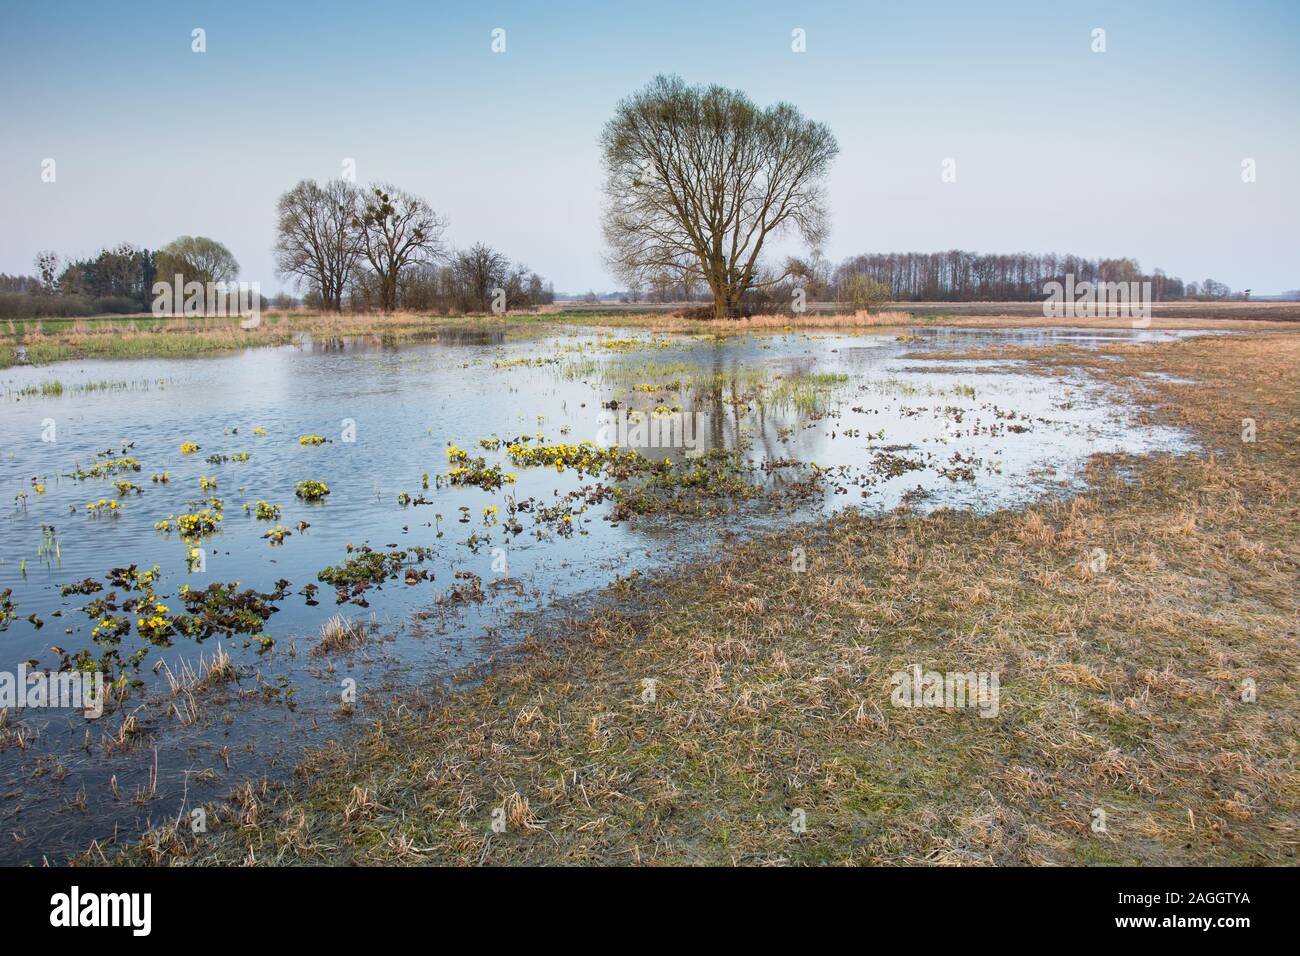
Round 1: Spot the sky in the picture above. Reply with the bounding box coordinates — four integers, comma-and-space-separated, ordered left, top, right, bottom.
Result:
1, 0, 1298, 295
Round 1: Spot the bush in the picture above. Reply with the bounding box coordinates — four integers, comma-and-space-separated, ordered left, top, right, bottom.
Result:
92, 295, 145, 314
837, 274, 892, 313
0, 293, 95, 319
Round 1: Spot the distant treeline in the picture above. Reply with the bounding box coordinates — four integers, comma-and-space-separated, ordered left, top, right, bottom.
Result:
0, 237, 262, 319
1, 180, 556, 319
1, 244, 162, 318
623, 250, 1247, 307
829, 251, 1238, 302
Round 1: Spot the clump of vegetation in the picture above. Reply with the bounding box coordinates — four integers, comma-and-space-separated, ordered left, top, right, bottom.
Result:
493, 356, 560, 369
262, 525, 291, 544
156, 509, 223, 539
295, 480, 330, 500
441, 446, 515, 491
317, 544, 434, 605
313, 615, 370, 656
0, 589, 15, 631
610, 449, 759, 521
872, 451, 927, 479
175, 580, 288, 638
506, 440, 639, 476
250, 500, 282, 521
60, 578, 103, 596
66, 457, 141, 480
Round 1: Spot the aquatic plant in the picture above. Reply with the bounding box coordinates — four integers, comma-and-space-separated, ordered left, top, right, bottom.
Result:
493, 356, 561, 369
158, 509, 223, 539
175, 579, 288, 638
60, 578, 103, 596
0, 589, 15, 631
107, 565, 161, 591
249, 500, 282, 521
317, 544, 434, 605
295, 479, 330, 500
134, 594, 174, 645
66, 457, 141, 480
442, 447, 515, 491
90, 614, 130, 644
262, 524, 291, 544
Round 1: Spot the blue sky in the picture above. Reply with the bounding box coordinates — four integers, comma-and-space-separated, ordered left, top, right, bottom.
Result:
2, 0, 1297, 294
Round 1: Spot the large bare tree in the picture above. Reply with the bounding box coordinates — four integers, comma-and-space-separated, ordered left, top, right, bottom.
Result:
601, 75, 838, 319
353, 184, 446, 312
273, 179, 361, 312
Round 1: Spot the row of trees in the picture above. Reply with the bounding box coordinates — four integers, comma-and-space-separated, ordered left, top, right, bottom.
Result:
0, 237, 246, 318
2, 182, 553, 318
274, 180, 553, 313
619, 247, 1238, 310
827, 251, 1235, 303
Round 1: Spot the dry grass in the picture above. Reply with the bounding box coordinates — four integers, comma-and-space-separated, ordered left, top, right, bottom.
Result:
314, 615, 369, 656
9, 303, 1295, 369
87, 331, 1300, 866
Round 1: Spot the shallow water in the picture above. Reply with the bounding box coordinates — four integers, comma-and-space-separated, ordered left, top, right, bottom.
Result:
0, 325, 1197, 862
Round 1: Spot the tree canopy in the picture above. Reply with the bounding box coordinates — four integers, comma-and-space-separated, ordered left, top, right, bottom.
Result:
601, 75, 838, 318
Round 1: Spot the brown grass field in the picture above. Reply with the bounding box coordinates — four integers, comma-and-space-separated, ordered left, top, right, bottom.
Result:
4, 301, 1299, 368
83, 327, 1300, 866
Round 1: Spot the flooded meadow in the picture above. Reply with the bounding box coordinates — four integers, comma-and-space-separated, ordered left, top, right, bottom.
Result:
0, 324, 1199, 862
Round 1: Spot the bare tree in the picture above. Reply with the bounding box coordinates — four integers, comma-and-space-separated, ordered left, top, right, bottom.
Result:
451, 243, 509, 312
601, 75, 838, 319
34, 251, 59, 294
352, 184, 446, 312
273, 179, 361, 312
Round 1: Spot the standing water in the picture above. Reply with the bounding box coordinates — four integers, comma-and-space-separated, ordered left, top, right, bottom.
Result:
0, 325, 1196, 862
